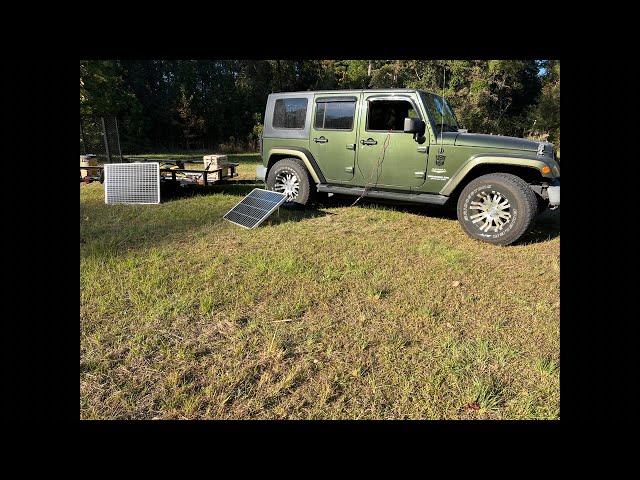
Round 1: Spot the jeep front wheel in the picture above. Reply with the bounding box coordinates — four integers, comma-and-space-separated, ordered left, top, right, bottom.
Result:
456, 173, 537, 246
266, 158, 314, 206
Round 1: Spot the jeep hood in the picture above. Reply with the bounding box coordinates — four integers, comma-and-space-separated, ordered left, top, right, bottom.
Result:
441, 132, 539, 152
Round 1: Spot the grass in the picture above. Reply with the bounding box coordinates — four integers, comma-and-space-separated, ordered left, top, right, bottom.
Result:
80, 153, 560, 419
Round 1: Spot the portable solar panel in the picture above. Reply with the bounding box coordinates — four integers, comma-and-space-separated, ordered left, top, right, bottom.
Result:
104, 162, 160, 205
223, 188, 287, 229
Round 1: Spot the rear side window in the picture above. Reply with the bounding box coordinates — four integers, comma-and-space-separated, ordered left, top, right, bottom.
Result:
273, 98, 308, 129
314, 101, 356, 130
367, 100, 418, 131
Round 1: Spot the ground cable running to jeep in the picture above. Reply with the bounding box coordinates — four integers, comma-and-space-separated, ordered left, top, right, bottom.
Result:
352, 130, 391, 206
258, 89, 559, 245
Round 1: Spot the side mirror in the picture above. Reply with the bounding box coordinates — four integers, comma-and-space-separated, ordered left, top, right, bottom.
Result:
403, 118, 426, 141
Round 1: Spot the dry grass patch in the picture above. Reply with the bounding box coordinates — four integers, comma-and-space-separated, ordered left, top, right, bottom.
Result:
81, 154, 559, 419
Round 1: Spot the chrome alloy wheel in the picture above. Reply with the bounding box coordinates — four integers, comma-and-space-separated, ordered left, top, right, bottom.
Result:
469, 190, 512, 233
274, 170, 300, 201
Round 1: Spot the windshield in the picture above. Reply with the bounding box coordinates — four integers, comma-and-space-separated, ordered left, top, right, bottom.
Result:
419, 91, 459, 134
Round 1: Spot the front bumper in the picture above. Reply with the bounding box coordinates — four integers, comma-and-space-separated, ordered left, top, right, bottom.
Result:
548, 180, 560, 206
256, 165, 267, 182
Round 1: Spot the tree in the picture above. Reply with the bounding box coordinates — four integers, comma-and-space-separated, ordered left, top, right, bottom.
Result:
529, 60, 560, 149
80, 60, 136, 116
79, 59, 559, 154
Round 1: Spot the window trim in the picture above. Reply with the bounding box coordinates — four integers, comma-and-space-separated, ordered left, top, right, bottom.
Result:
313, 99, 357, 132
364, 97, 422, 133
272, 97, 309, 130
315, 95, 358, 103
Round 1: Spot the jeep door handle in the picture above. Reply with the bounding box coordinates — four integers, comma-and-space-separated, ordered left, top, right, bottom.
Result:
313, 136, 328, 144
346, 143, 356, 150
360, 138, 377, 146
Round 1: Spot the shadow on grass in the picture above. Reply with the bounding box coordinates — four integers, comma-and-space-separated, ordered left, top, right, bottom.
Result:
522, 208, 561, 244
317, 194, 458, 220
316, 194, 560, 245
262, 206, 337, 227
81, 182, 559, 261
80, 181, 336, 260
160, 180, 263, 201
161, 181, 337, 226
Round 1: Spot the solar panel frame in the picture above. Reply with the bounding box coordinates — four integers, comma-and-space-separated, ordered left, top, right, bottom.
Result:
104, 162, 160, 205
223, 188, 287, 229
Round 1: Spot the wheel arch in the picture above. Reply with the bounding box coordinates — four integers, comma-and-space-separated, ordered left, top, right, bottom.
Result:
266, 148, 324, 184
441, 155, 552, 200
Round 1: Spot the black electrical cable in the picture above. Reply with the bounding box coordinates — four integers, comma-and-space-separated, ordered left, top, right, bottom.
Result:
351, 130, 392, 207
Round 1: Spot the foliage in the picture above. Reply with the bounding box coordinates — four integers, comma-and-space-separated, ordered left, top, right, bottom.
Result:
79, 60, 560, 153
528, 60, 560, 149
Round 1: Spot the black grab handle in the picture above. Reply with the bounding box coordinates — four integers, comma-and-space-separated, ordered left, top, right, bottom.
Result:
313, 136, 328, 144
360, 138, 378, 146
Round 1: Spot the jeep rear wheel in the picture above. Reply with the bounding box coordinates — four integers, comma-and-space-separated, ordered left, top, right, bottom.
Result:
266, 158, 314, 206
457, 173, 538, 246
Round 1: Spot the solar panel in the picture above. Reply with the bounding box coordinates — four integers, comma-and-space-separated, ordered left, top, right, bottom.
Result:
223, 188, 287, 229
104, 162, 160, 205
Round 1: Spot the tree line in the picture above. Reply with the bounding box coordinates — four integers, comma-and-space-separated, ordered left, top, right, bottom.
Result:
80, 60, 560, 154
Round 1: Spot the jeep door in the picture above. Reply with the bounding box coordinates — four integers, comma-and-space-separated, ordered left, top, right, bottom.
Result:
309, 94, 360, 183
354, 94, 429, 189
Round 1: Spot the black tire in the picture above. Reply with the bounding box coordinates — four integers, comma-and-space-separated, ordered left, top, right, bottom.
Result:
456, 173, 538, 246
266, 158, 315, 207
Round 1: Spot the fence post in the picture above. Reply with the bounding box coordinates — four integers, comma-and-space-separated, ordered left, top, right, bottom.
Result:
101, 116, 111, 163
80, 118, 87, 155
114, 116, 123, 161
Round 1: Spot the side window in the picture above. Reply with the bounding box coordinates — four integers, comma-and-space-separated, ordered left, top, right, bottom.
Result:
314, 101, 356, 130
367, 100, 419, 131
273, 98, 308, 129
314, 102, 326, 128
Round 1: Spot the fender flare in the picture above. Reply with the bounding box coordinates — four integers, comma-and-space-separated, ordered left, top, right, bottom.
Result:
266, 148, 326, 184
439, 154, 557, 196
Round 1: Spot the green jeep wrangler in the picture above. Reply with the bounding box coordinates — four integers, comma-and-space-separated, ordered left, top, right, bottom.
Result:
257, 89, 559, 245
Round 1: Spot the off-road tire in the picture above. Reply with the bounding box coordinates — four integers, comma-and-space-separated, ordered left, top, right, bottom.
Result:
457, 173, 538, 246
266, 158, 315, 207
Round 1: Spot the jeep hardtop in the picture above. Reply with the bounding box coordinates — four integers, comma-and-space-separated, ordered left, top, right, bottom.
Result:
257, 89, 560, 245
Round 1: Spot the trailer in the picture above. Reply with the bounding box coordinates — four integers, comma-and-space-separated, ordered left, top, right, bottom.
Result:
80, 156, 239, 186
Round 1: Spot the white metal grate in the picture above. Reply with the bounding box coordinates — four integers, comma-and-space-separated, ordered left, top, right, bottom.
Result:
223, 188, 287, 229
104, 162, 160, 204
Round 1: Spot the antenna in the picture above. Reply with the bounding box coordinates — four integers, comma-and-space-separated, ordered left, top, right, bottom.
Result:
440, 65, 446, 147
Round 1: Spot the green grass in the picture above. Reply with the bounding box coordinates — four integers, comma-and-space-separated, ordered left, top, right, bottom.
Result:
80, 153, 560, 419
